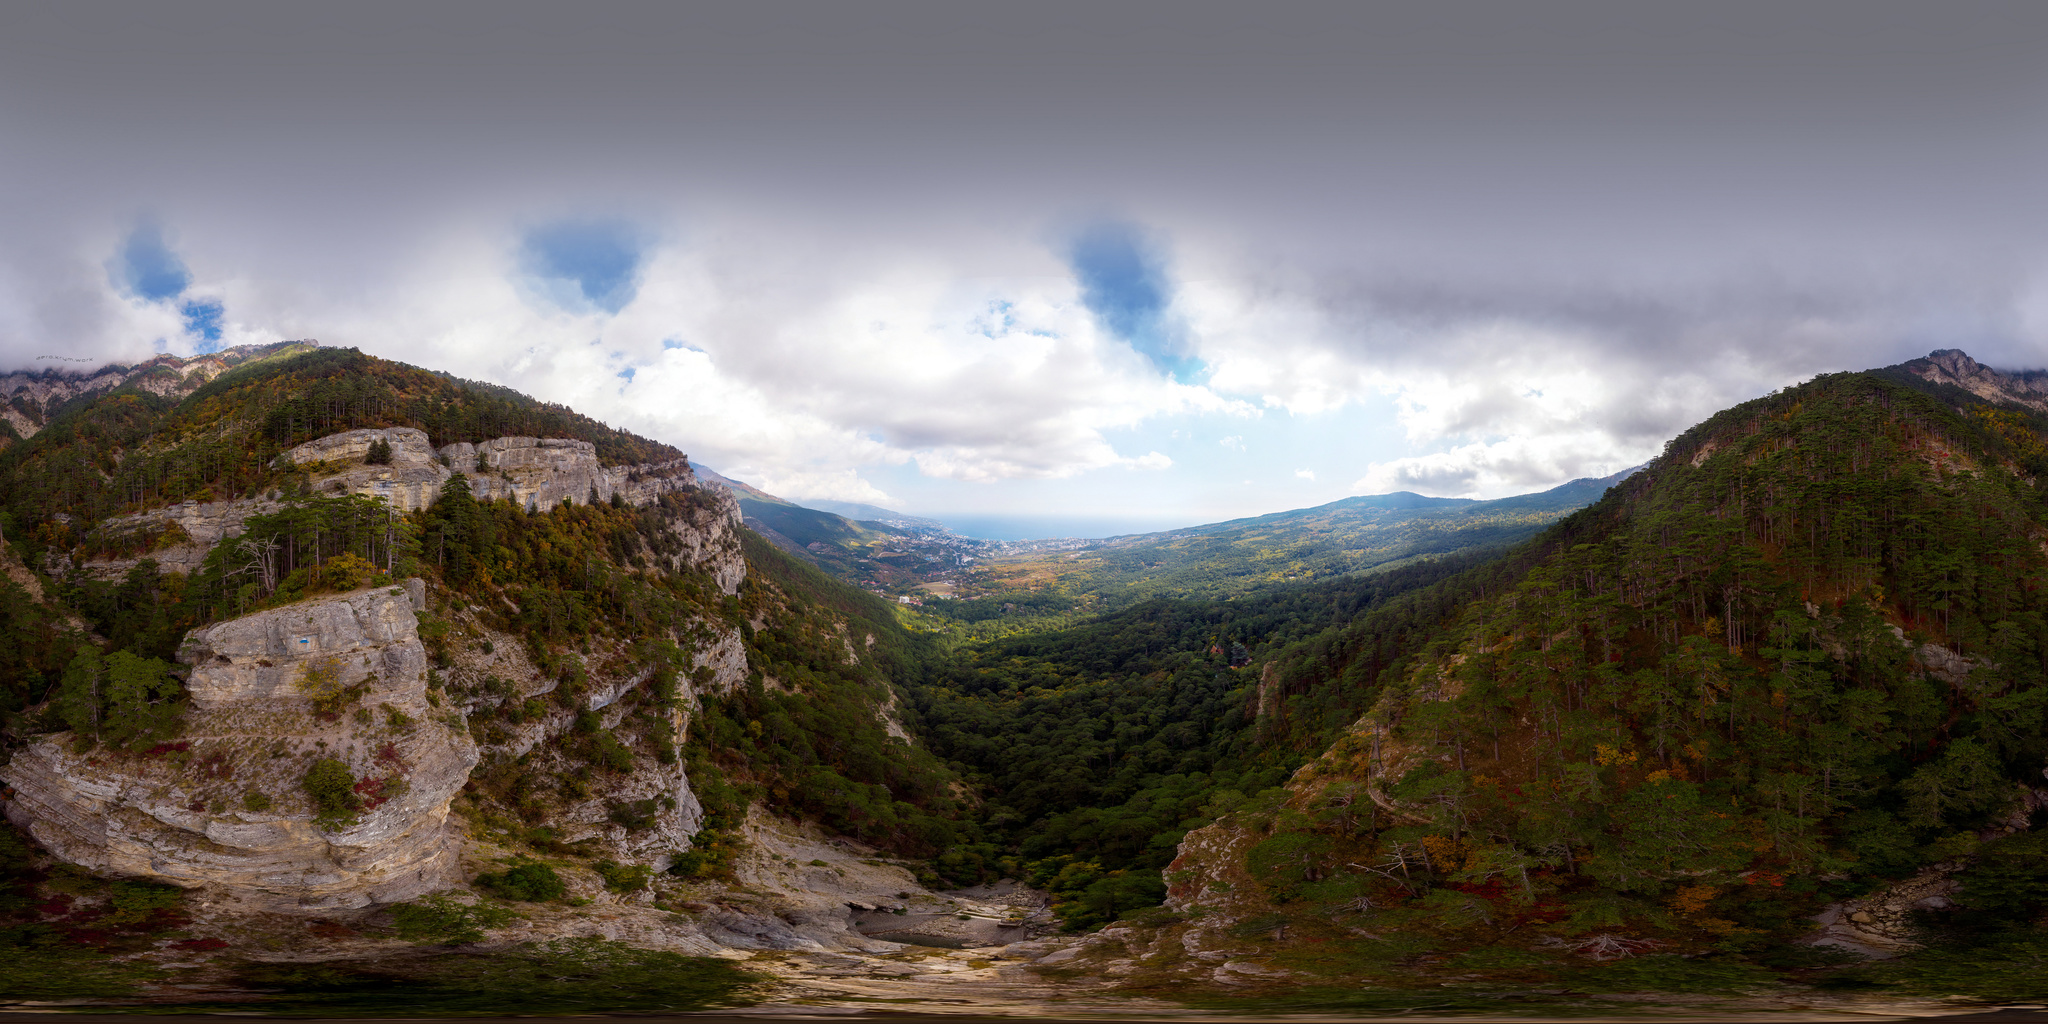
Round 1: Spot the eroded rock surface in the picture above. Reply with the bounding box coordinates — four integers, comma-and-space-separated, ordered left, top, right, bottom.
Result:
76, 426, 745, 595
0, 584, 478, 912
285, 427, 703, 520
1911, 348, 2048, 413
78, 497, 280, 578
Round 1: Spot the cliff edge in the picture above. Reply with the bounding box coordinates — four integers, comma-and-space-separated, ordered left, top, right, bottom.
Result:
0, 584, 479, 912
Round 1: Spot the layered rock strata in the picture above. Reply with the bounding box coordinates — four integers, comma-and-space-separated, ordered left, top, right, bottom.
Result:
78, 496, 280, 578
78, 426, 747, 596
0, 585, 479, 911
444, 614, 750, 870
283, 426, 699, 516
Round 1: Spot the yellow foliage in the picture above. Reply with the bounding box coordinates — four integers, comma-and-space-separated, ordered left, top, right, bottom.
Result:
300, 656, 366, 715
1669, 884, 1720, 916
315, 551, 379, 592
1595, 743, 1639, 767
1419, 834, 1470, 872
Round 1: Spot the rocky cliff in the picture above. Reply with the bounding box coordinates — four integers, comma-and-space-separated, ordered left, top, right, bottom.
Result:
73, 426, 747, 593
1906, 348, 2048, 412
283, 427, 699, 515
0, 584, 479, 911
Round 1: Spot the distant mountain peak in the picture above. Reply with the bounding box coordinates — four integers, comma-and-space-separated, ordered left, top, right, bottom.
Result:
1904, 348, 2048, 412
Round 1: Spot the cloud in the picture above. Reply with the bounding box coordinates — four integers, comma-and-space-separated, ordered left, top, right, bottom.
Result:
1295, 468, 1314, 480
8, 3, 2048, 517
1218, 435, 1244, 451
169, 217, 1252, 505
1176, 261, 2022, 497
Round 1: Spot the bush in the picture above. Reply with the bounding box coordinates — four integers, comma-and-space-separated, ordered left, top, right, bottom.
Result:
106, 879, 186, 925
302, 657, 368, 717
303, 757, 362, 826
476, 861, 566, 902
667, 828, 738, 880
389, 893, 516, 944
1960, 831, 2048, 920
53, 646, 186, 751
242, 790, 273, 812
589, 730, 634, 773
594, 861, 652, 893
608, 799, 658, 829
316, 552, 379, 593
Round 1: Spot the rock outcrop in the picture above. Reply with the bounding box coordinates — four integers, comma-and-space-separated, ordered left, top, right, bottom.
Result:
78, 496, 280, 578
284, 427, 700, 516
280, 427, 745, 593
74, 426, 745, 595
0, 584, 479, 912
442, 609, 750, 871
1909, 348, 2048, 413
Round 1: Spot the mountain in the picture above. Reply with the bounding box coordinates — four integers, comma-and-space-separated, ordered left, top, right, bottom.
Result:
943, 470, 1636, 628
1004, 354, 2048, 1007
692, 465, 981, 596
1887, 347, 2048, 413
0, 344, 1035, 1009
6, 343, 2048, 1012
798, 498, 949, 532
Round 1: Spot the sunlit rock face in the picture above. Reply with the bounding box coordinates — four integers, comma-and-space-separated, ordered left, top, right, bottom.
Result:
0, 584, 479, 912
79, 427, 742, 593
284, 427, 702, 516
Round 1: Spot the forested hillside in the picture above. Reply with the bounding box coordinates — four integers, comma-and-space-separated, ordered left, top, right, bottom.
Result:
920, 472, 1625, 636
906, 552, 1497, 928
0, 345, 988, 1008
1124, 366, 2048, 1004
10, 343, 2048, 1009
0, 344, 678, 537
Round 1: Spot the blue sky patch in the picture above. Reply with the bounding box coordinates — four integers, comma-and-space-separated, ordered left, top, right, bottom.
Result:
520, 220, 644, 314
1067, 221, 1200, 379
180, 298, 224, 350
114, 221, 192, 301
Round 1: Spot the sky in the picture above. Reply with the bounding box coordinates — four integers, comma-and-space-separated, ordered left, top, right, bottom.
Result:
5, 2, 2048, 535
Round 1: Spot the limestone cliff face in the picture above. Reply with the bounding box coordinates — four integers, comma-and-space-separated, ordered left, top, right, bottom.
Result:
283, 427, 699, 516
76, 497, 280, 578
0, 585, 479, 912
653, 484, 748, 596
77, 426, 743, 594
281, 427, 744, 594
443, 608, 749, 871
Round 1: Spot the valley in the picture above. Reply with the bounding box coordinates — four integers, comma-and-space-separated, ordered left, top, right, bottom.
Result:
0, 342, 2045, 1015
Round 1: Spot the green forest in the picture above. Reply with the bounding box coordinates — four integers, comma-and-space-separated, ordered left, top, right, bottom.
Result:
6, 346, 2048, 1005
948, 472, 1620, 620
0, 343, 679, 539
1105, 370, 2048, 1000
